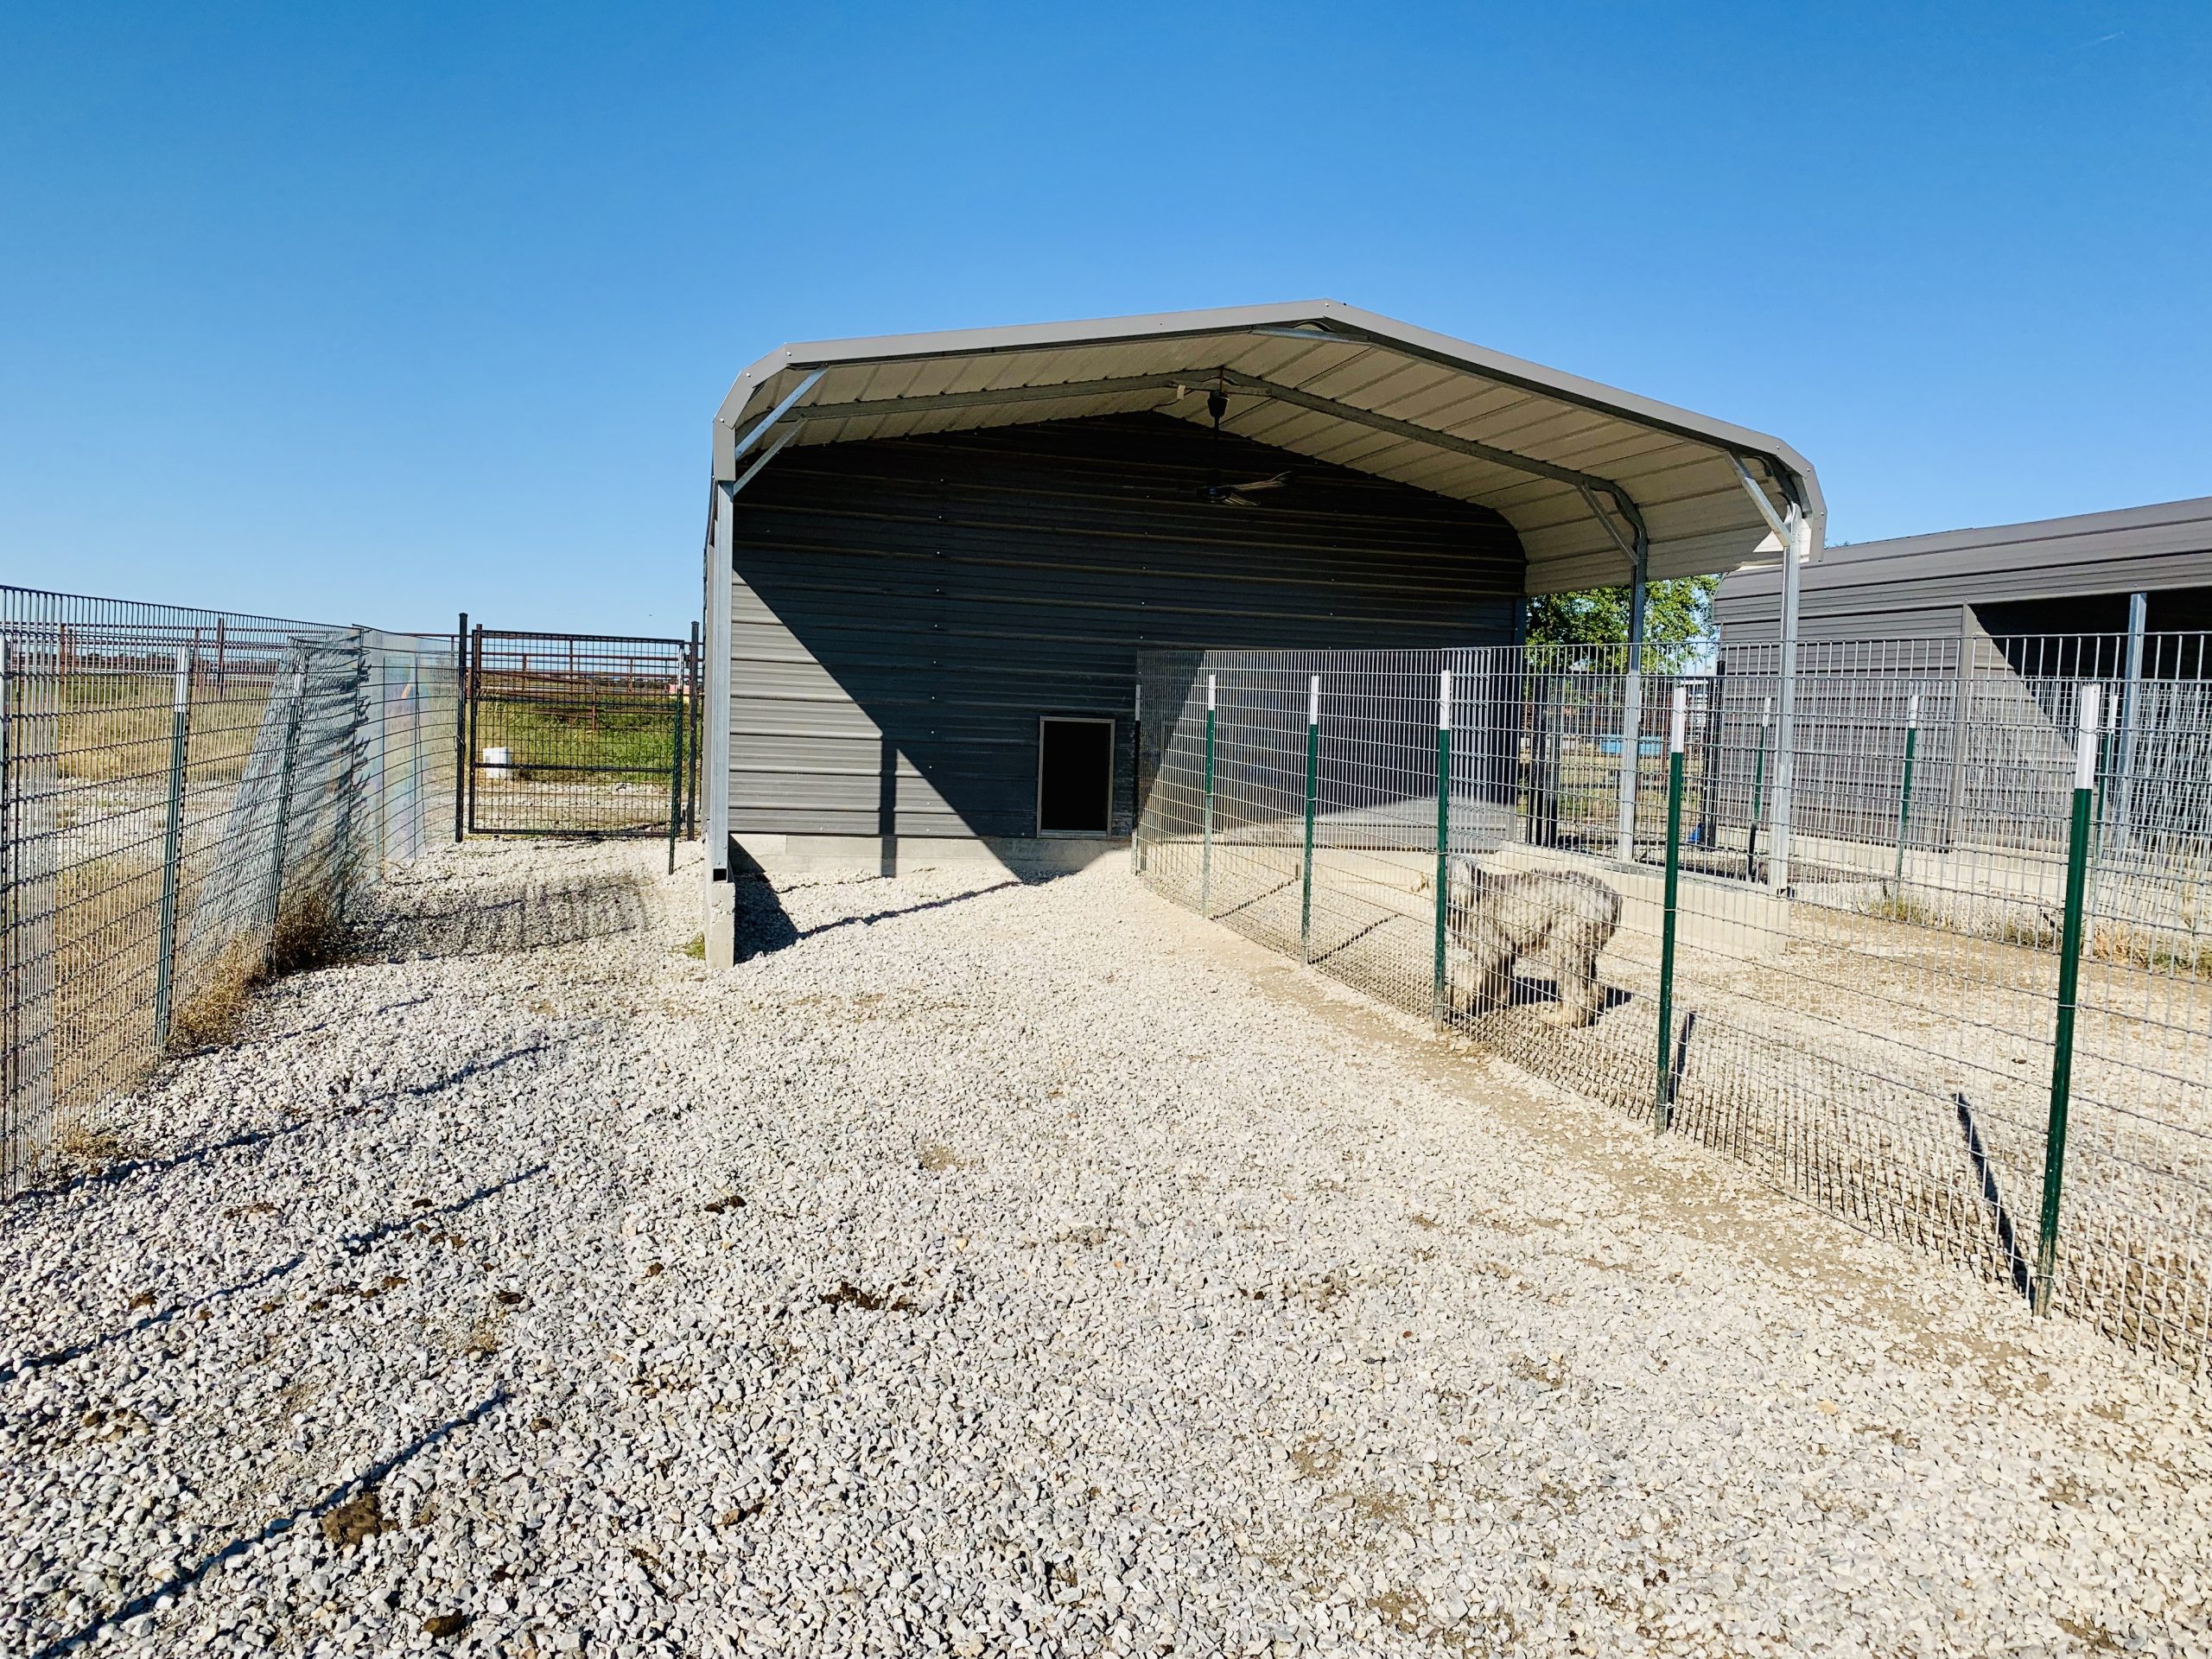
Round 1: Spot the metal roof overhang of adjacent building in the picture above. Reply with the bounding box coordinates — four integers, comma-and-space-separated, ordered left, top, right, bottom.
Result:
710, 301, 1824, 596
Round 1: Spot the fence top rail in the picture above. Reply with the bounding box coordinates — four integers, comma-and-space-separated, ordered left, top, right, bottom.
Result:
474, 628, 690, 649
1, 583, 333, 634
1140, 630, 2212, 674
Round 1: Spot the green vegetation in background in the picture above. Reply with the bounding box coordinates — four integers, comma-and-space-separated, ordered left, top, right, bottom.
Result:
477, 696, 681, 777
1525, 575, 1719, 673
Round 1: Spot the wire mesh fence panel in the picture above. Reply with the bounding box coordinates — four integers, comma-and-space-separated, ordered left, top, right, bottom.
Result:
0, 588, 457, 1196
1137, 637, 2212, 1373
463, 628, 694, 840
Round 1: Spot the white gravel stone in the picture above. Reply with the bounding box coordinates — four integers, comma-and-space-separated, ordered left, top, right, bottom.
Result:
1, 836, 2208, 1656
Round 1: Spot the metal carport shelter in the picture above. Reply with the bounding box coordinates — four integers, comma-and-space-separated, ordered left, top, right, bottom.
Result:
702, 302, 1824, 953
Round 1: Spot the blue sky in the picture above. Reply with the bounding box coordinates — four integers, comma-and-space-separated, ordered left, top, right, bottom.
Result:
4, 3, 2207, 634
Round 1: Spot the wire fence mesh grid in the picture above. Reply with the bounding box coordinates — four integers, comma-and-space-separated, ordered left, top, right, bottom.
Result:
1135, 638, 2212, 1372
1, 587, 459, 1196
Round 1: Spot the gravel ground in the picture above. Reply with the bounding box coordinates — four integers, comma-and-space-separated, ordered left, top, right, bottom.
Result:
3, 837, 2208, 1658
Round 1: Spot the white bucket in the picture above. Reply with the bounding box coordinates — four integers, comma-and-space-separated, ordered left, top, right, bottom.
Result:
483, 745, 512, 781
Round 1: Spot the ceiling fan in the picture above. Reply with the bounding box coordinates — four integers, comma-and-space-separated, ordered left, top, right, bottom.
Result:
1195, 384, 1294, 507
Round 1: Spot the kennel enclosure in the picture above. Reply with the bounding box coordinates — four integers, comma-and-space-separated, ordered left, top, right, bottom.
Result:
696, 302, 1826, 964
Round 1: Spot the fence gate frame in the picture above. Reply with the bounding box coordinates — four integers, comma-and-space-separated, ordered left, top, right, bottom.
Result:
456, 621, 701, 863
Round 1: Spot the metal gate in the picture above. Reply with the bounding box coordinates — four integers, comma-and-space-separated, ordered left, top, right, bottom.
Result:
458, 621, 699, 861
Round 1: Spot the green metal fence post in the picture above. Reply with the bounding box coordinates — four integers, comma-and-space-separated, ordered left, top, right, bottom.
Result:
1893, 691, 1920, 893
264, 664, 308, 969
1745, 695, 1770, 880
2090, 683, 2118, 893
665, 645, 687, 875
1300, 674, 1320, 963
1432, 667, 1452, 1026
454, 612, 467, 843
2033, 683, 2101, 1317
153, 647, 193, 1049
1200, 673, 1216, 916
1656, 684, 1687, 1131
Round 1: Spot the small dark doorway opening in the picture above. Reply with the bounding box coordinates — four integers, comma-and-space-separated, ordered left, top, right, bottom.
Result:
1037, 717, 1115, 836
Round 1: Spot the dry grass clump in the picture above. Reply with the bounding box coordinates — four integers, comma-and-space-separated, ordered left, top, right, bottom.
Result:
166, 936, 265, 1050
168, 887, 353, 1051
1859, 890, 1936, 927
268, 887, 349, 977
2089, 920, 2212, 980
52, 1116, 143, 1174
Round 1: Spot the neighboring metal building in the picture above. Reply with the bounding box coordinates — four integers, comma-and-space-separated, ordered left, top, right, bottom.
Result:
1716, 495, 2212, 645
701, 302, 1825, 961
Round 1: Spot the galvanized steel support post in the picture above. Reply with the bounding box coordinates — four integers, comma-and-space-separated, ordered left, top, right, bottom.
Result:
2033, 684, 2100, 1318
1656, 686, 1686, 1131
1616, 551, 1647, 864
1200, 674, 1217, 916
1432, 669, 1452, 1026
153, 647, 193, 1049
1769, 501, 1808, 893
707, 486, 735, 880
1300, 675, 1319, 963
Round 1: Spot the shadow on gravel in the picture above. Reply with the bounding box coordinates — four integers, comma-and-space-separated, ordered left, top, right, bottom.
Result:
3, 1122, 315, 1211
734, 875, 1025, 960
29, 1389, 510, 1658
244, 994, 436, 1047
394, 872, 651, 959
0, 1255, 305, 1387
1, 1163, 547, 1385
3, 1044, 551, 1215
337, 1161, 548, 1255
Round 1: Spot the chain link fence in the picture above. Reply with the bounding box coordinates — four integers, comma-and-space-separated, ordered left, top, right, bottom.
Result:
1135, 638, 2212, 1371
1, 587, 458, 1196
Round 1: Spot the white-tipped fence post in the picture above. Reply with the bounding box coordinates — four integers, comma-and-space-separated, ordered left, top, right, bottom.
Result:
1893, 691, 1920, 893
153, 646, 193, 1048
1200, 673, 1217, 915
1616, 658, 1643, 864
1656, 684, 1688, 1130
1130, 679, 1144, 874
1432, 668, 1452, 1025
1300, 674, 1319, 962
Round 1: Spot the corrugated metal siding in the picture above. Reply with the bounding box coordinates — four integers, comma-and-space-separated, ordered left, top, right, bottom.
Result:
728, 412, 1521, 839
1716, 496, 2212, 637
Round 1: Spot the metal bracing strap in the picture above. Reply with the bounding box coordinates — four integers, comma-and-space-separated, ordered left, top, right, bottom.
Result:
1727, 454, 1792, 544
727, 369, 825, 468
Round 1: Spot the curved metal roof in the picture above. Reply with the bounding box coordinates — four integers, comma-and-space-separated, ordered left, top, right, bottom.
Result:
712, 301, 1821, 595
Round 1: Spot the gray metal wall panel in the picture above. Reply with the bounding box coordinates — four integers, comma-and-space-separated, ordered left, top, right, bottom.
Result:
1717, 496, 2212, 636
728, 412, 1520, 840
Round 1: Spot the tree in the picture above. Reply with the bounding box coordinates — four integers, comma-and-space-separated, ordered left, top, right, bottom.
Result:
1523, 575, 1717, 673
